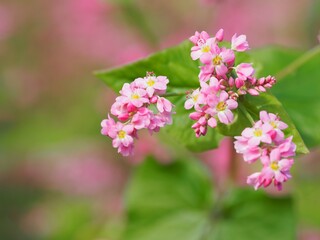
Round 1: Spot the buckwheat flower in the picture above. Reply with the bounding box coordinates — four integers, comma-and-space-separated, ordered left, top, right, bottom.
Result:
213, 91, 238, 124
235, 63, 254, 80
199, 64, 215, 82
157, 97, 173, 113
234, 136, 263, 163
278, 136, 296, 158
191, 38, 216, 60
257, 148, 294, 190
110, 100, 131, 121
200, 45, 235, 77
231, 33, 249, 52
135, 75, 169, 97
119, 83, 149, 108
158, 110, 173, 126
241, 121, 273, 146
131, 107, 152, 130
259, 110, 288, 140
118, 144, 134, 157
189, 30, 214, 61
101, 115, 117, 137
184, 89, 202, 109
189, 31, 210, 46
112, 123, 135, 149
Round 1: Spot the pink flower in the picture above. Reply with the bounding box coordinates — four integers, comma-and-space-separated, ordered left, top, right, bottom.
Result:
191, 38, 216, 60
112, 123, 134, 148
212, 91, 238, 124
184, 89, 202, 109
101, 115, 117, 137
248, 149, 294, 190
199, 64, 215, 82
241, 121, 273, 146
135, 75, 169, 97
119, 83, 149, 108
278, 136, 296, 158
234, 136, 263, 163
131, 107, 152, 130
110, 100, 130, 121
235, 63, 254, 80
189, 31, 210, 46
200, 44, 235, 77
259, 110, 287, 141
231, 34, 249, 52
118, 144, 134, 157
157, 97, 173, 113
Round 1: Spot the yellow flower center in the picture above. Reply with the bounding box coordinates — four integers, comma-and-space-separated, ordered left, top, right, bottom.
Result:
131, 93, 140, 100
213, 55, 222, 65
216, 101, 227, 111
270, 162, 279, 171
270, 121, 277, 129
192, 94, 199, 102
117, 130, 126, 139
202, 45, 210, 53
147, 78, 155, 87
253, 129, 263, 137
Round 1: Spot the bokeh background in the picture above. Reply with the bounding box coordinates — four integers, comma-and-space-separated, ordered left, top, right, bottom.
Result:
1, 0, 320, 239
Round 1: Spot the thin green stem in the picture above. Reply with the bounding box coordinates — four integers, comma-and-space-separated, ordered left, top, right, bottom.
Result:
161, 92, 186, 97
276, 45, 320, 80
238, 102, 255, 126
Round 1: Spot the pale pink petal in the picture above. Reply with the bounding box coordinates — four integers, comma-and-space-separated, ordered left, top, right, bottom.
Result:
215, 64, 228, 76
226, 99, 238, 109
208, 118, 217, 128
218, 111, 229, 124
242, 128, 254, 138
184, 99, 194, 110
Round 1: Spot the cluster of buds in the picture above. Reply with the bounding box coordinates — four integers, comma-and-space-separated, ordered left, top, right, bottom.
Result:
234, 111, 296, 190
187, 29, 277, 136
101, 73, 174, 156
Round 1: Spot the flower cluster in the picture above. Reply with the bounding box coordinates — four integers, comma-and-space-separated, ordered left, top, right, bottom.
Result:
234, 111, 296, 191
101, 73, 174, 156
187, 29, 276, 137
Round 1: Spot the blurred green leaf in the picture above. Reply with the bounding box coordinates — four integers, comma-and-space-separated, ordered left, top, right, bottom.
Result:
250, 46, 320, 148
123, 157, 295, 240
95, 41, 198, 91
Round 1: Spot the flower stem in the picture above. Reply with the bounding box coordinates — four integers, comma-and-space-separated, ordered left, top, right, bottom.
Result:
238, 102, 255, 126
276, 45, 320, 80
161, 92, 186, 97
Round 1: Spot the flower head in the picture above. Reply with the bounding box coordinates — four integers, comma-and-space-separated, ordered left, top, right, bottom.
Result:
101, 73, 174, 156
234, 110, 296, 191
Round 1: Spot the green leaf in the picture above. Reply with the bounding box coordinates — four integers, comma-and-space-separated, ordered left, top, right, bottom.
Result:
250, 46, 320, 149
95, 41, 198, 92
123, 157, 295, 240
95, 41, 223, 152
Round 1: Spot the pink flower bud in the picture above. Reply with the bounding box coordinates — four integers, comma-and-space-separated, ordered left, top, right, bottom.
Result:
231, 34, 249, 52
